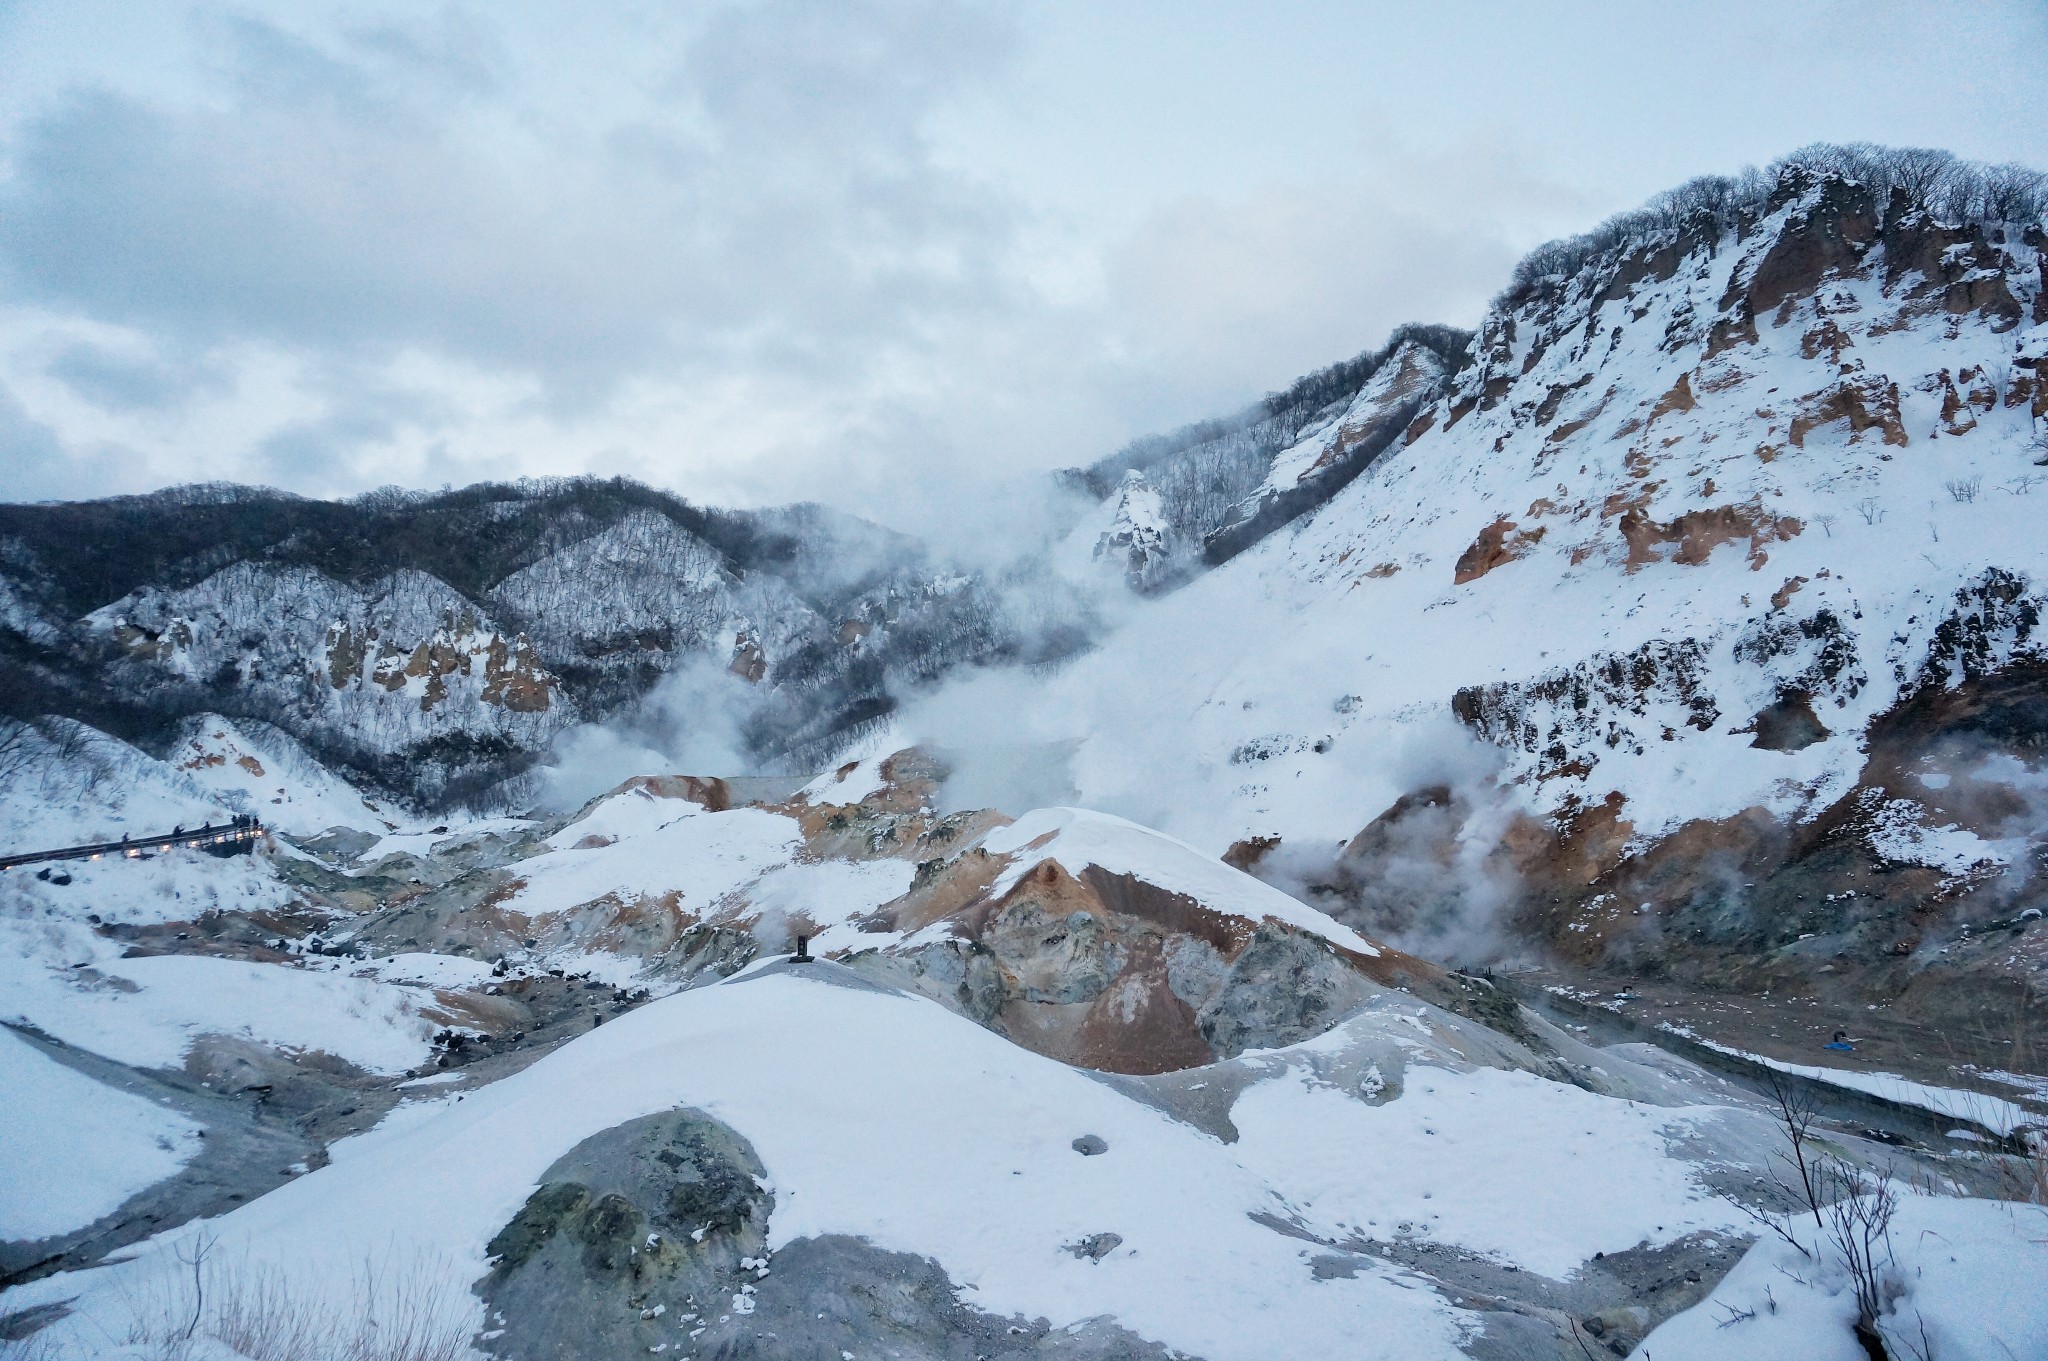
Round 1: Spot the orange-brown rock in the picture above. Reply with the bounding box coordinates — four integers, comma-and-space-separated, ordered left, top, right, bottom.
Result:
1221, 834, 1281, 872
1647, 373, 1696, 423
1787, 375, 1908, 448
1453, 517, 1547, 584
1618, 499, 1801, 572
482, 634, 555, 712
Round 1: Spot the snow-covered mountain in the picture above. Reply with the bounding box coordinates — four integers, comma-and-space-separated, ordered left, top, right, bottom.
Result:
1078, 325, 1469, 590
6, 145, 2048, 1361
1000, 152, 2048, 1052
0, 480, 1090, 805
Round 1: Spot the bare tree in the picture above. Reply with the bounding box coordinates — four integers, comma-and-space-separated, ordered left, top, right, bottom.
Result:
1943, 475, 1982, 504
1814, 513, 1838, 538
1882, 147, 1960, 209
1855, 497, 1886, 526
0, 720, 35, 789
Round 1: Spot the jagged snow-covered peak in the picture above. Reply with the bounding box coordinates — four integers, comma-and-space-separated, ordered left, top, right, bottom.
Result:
1092, 469, 1175, 590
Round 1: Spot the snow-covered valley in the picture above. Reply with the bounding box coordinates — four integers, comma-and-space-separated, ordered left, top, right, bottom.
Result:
5, 147, 2048, 1360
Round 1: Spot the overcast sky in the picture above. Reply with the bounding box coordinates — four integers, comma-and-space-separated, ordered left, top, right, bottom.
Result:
1, 0, 2043, 530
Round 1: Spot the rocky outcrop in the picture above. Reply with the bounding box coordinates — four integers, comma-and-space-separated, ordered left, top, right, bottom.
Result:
1453, 639, 1721, 783
478, 1108, 1188, 1361
1093, 470, 1181, 592
1452, 516, 1546, 584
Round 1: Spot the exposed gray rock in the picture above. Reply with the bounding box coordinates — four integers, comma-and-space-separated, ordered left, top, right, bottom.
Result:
477, 1108, 1190, 1361
1065, 1233, 1123, 1262
1070, 1135, 1107, 1156
983, 902, 1123, 1004
1195, 922, 1358, 1057
909, 938, 1009, 1025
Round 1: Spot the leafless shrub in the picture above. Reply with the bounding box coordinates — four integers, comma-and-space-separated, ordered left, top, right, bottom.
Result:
1748, 1074, 1922, 1357
1715, 1301, 1758, 1327
1749, 1072, 1828, 1241
2002, 474, 2046, 497
1814, 513, 1838, 538
1892, 1310, 1937, 1361
1855, 496, 1886, 526
1819, 1162, 1901, 1358
108, 1241, 472, 1361
1736, 1071, 1830, 1257
1943, 475, 1982, 504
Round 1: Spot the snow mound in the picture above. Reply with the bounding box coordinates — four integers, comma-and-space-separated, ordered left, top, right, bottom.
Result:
0, 969, 1765, 1361
1638, 1194, 2048, 1361
983, 806, 1379, 956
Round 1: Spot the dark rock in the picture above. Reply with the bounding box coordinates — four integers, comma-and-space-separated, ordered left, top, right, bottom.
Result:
1748, 690, 1831, 752
1070, 1135, 1107, 1156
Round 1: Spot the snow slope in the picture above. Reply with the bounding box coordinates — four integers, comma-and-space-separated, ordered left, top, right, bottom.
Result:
0, 721, 230, 852
1636, 1194, 2048, 1361
0, 1029, 202, 1241
4, 968, 1762, 1361
166, 715, 409, 836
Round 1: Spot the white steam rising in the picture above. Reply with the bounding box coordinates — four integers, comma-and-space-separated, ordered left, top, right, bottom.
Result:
535, 660, 759, 812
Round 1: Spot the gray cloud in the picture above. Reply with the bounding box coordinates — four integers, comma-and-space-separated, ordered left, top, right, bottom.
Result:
0, 1, 2040, 513
0, 1, 1025, 400
0, 380, 109, 501
46, 341, 228, 412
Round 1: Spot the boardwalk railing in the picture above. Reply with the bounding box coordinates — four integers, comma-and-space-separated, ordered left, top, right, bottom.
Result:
0, 818, 265, 872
